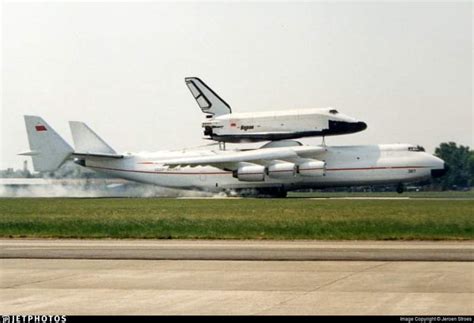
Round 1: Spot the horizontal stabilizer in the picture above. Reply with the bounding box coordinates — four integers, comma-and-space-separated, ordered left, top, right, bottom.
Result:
18, 150, 40, 156
72, 152, 124, 159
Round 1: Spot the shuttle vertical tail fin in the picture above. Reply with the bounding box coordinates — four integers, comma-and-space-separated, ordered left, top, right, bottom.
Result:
185, 77, 232, 117
21, 116, 74, 172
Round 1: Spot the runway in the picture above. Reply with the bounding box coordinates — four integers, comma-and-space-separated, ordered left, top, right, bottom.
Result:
1, 239, 472, 261
1, 240, 473, 315
2, 258, 473, 315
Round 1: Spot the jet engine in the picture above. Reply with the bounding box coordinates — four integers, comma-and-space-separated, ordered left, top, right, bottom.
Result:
266, 162, 296, 179
233, 165, 266, 182
297, 160, 326, 177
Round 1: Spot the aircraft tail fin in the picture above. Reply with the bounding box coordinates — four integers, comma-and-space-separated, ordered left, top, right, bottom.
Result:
69, 121, 117, 155
185, 77, 232, 117
21, 116, 74, 172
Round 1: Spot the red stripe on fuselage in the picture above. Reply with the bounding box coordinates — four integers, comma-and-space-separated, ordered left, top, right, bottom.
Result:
327, 166, 429, 171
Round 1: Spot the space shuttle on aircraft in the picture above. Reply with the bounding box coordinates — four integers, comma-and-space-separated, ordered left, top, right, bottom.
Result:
185, 77, 368, 143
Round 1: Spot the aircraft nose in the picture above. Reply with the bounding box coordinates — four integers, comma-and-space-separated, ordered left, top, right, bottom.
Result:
327, 120, 368, 135
431, 163, 449, 178
357, 121, 367, 131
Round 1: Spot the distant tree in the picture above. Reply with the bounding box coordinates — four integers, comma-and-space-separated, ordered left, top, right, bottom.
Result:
434, 142, 472, 190
470, 151, 474, 184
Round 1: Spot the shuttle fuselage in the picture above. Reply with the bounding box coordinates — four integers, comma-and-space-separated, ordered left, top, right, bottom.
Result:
202, 108, 367, 143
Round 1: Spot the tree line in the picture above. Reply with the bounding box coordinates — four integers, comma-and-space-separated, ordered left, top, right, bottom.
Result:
434, 142, 474, 190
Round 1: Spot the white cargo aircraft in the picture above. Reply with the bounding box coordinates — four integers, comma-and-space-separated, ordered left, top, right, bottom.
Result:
185, 77, 368, 144
21, 116, 446, 197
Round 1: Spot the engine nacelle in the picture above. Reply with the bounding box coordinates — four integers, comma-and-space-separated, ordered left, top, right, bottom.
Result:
266, 162, 296, 179
297, 160, 326, 177
233, 165, 266, 182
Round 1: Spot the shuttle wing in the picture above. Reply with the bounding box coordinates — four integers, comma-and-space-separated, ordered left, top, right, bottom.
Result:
161, 146, 325, 169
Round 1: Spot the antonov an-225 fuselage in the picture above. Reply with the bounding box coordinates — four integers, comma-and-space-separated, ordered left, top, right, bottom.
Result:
22, 116, 447, 197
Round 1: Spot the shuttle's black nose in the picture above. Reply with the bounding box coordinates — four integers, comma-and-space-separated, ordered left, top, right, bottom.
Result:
431, 164, 449, 178
327, 120, 368, 135
358, 121, 367, 131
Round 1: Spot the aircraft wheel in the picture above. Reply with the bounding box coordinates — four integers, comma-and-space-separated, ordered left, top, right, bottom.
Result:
264, 188, 287, 198
396, 183, 404, 194
270, 190, 287, 198
254, 188, 287, 198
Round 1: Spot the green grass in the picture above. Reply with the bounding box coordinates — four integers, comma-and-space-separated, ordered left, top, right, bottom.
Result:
288, 190, 474, 199
0, 198, 472, 240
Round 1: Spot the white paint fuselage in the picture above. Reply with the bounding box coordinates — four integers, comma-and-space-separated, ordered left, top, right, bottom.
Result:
82, 143, 444, 193
202, 108, 367, 143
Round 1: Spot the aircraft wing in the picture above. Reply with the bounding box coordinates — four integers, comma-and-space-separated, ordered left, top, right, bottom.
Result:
160, 146, 325, 169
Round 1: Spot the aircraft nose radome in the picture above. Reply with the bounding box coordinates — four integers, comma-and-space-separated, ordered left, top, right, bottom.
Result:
345, 121, 367, 133
358, 122, 368, 131
431, 163, 449, 178
327, 120, 368, 135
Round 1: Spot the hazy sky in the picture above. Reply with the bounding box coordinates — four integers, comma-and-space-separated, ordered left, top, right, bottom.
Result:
2, 1, 472, 170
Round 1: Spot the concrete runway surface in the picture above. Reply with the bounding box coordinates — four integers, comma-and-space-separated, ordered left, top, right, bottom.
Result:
1, 239, 473, 261
1, 239, 473, 315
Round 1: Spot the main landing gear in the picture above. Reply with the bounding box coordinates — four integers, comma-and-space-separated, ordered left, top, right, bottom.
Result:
233, 188, 288, 198
396, 183, 405, 194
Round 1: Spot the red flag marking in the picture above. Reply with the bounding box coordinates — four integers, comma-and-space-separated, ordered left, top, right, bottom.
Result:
35, 125, 47, 132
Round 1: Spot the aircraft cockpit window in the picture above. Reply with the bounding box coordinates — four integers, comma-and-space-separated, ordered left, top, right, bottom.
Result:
329, 109, 339, 114
408, 145, 425, 152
